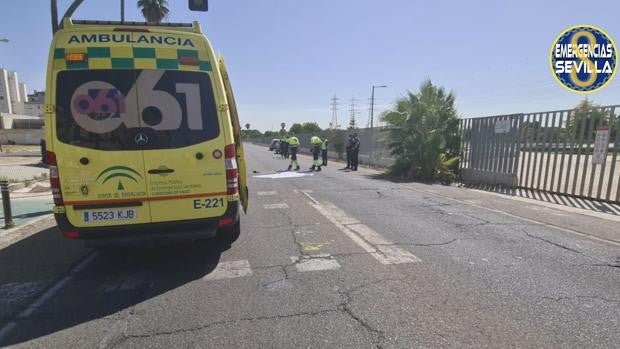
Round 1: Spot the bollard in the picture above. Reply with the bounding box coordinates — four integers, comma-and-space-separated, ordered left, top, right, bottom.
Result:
0, 180, 15, 229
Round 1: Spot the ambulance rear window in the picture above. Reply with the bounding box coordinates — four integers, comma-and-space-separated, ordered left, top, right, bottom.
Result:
55, 69, 220, 150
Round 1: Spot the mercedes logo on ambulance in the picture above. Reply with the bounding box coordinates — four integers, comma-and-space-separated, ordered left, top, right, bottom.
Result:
134, 132, 149, 145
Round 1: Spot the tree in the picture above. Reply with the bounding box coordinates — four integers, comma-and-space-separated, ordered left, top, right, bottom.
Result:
382, 79, 460, 180
263, 131, 280, 138
280, 123, 286, 131
245, 123, 250, 130
137, 0, 169, 24
289, 123, 303, 134
241, 129, 262, 139
301, 122, 322, 134
348, 114, 357, 130
567, 99, 609, 140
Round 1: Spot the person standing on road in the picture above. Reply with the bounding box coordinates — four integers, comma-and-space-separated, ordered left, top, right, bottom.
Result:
280, 135, 287, 159
287, 133, 300, 171
343, 134, 353, 169
281, 135, 289, 159
321, 135, 329, 166
350, 133, 360, 171
310, 134, 323, 171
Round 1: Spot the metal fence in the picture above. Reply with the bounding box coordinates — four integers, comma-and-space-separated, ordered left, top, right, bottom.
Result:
459, 105, 620, 203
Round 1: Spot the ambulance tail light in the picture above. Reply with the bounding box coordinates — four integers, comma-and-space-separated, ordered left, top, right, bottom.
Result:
218, 217, 235, 228
224, 144, 238, 195
47, 151, 64, 206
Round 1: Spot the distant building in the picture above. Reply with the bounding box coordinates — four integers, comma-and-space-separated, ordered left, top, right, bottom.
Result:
0, 68, 44, 118
19, 83, 28, 103
6, 70, 23, 114
27, 90, 45, 104
24, 91, 45, 117
0, 69, 12, 114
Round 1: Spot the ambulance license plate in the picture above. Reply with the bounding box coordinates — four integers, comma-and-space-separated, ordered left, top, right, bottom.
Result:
83, 209, 137, 223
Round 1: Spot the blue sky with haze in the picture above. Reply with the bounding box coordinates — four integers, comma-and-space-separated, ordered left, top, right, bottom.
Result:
1, 0, 618, 131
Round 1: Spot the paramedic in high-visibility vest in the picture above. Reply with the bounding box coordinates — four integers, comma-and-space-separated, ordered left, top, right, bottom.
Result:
310, 134, 323, 171
287, 133, 301, 171
321, 136, 328, 166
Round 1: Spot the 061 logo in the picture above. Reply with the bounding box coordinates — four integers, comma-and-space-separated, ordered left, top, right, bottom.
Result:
70, 70, 204, 133
550, 25, 617, 93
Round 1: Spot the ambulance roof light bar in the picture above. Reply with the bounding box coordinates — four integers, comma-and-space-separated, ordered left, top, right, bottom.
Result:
71, 20, 194, 28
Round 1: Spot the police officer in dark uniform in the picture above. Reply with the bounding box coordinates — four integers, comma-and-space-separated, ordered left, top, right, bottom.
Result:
350, 133, 360, 171
343, 134, 354, 169
282, 135, 289, 159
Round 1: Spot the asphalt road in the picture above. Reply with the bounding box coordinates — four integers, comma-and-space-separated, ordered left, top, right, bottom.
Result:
0, 143, 619, 348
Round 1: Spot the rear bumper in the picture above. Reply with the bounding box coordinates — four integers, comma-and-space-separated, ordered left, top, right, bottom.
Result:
54, 202, 239, 246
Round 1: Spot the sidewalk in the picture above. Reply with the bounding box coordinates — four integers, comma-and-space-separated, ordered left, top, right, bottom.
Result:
0, 154, 52, 229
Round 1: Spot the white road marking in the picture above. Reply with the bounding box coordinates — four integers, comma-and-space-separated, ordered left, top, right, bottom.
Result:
264, 203, 289, 209
257, 191, 278, 196
300, 190, 320, 205
302, 193, 421, 265
291, 254, 341, 272
203, 260, 253, 281
254, 172, 314, 179
0, 251, 100, 343
98, 273, 148, 293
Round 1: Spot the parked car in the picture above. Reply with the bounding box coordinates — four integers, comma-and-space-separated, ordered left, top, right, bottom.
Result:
269, 139, 281, 153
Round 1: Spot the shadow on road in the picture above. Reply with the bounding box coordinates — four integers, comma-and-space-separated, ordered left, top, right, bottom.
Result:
0, 225, 230, 346
460, 183, 620, 215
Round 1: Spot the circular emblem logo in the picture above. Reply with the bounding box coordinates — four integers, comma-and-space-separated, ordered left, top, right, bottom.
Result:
134, 132, 149, 145
550, 25, 617, 93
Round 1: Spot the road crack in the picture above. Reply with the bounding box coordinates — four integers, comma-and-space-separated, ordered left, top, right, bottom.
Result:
522, 229, 586, 255
335, 278, 409, 348
118, 309, 341, 342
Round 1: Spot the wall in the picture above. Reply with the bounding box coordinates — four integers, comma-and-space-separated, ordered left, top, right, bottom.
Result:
0, 129, 43, 145
0, 69, 12, 114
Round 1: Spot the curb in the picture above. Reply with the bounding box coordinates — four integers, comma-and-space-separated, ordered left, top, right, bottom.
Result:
0, 214, 55, 250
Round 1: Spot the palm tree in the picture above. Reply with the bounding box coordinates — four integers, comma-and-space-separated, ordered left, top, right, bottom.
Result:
137, 0, 169, 24
382, 79, 460, 180
245, 123, 250, 130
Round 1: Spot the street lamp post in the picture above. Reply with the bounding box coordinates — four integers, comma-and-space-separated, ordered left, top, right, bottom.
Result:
369, 84, 387, 167
370, 84, 387, 130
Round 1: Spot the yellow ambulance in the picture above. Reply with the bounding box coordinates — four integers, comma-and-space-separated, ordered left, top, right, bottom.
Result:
44, 18, 248, 245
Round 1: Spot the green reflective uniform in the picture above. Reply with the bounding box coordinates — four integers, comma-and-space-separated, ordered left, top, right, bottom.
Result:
287, 136, 300, 170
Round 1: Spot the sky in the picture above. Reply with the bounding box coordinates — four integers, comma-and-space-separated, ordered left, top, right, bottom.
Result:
1, 0, 619, 132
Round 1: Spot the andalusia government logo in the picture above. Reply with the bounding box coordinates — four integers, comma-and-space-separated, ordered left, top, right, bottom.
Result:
550, 25, 617, 93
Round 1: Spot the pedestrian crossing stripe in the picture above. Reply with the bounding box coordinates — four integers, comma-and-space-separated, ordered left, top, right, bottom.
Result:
52, 47, 212, 71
